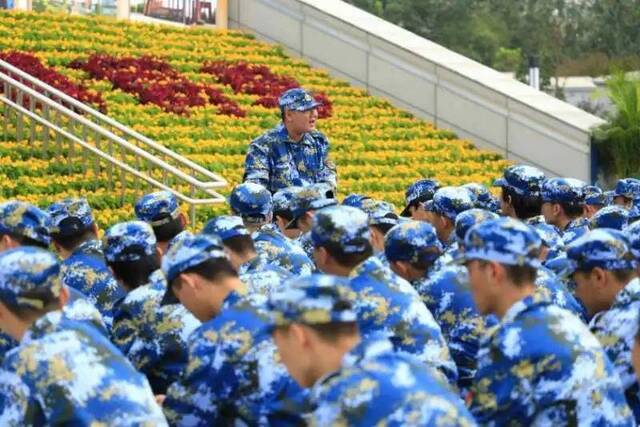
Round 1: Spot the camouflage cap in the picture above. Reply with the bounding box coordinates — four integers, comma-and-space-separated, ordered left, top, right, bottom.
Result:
161, 233, 226, 284
0, 201, 51, 246
103, 221, 157, 263
531, 222, 564, 259
454, 208, 499, 243
229, 182, 272, 221
589, 205, 629, 231
273, 187, 300, 215
47, 197, 94, 237
360, 199, 398, 228
458, 217, 542, 268
202, 215, 250, 241
134, 191, 180, 226
311, 183, 336, 200
341, 193, 371, 209
540, 177, 586, 204
584, 185, 606, 206
400, 179, 440, 217
545, 253, 574, 281
625, 220, 640, 260
462, 183, 500, 213
566, 228, 636, 272
166, 230, 193, 254
287, 186, 337, 229
0, 247, 62, 310
311, 205, 370, 253
423, 186, 475, 221
493, 164, 545, 197
266, 274, 357, 329
384, 221, 443, 265
613, 178, 640, 200
278, 87, 321, 112
604, 191, 615, 206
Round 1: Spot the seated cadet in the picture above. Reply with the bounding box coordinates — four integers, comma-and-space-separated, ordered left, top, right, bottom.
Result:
362, 199, 399, 268
423, 186, 475, 268
0, 247, 167, 425
541, 178, 590, 244
159, 233, 309, 426
463, 182, 501, 213
266, 274, 476, 426
48, 197, 125, 329
135, 191, 187, 256
589, 205, 629, 230
386, 214, 498, 391
627, 223, 640, 384
288, 185, 338, 259
399, 178, 440, 220
273, 187, 304, 239
229, 183, 314, 276
311, 205, 458, 385
567, 229, 640, 422
612, 178, 640, 210
460, 217, 633, 425
203, 215, 290, 298
494, 164, 546, 224
583, 185, 606, 218
104, 221, 200, 394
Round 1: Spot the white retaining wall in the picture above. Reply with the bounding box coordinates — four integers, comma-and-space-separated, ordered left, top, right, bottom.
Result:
228, 0, 605, 181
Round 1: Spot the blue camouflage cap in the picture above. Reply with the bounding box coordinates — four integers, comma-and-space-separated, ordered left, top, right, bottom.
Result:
229, 183, 272, 221
273, 187, 300, 215
462, 183, 500, 213
454, 208, 499, 243
311, 205, 370, 253
531, 223, 564, 259
166, 230, 193, 254
161, 233, 226, 284
613, 178, 640, 200
360, 199, 398, 228
0, 246, 62, 309
266, 274, 357, 329
384, 221, 443, 265
458, 217, 542, 268
342, 193, 371, 209
584, 185, 606, 206
604, 191, 615, 206
134, 191, 180, 226
493, 164, 545, 197
589, 205, 629, 231
202, 215, 250, 241
287, 186, 337, 229
566, 228, 636, 272
629, 204, 640, 224
545, 253, 574, 281
625, 220, 640, 260
278, 88, 321, 112
541, 177, 586, 204
401, 179, 440, 217
0, 201, 51, 246
423, 186, 475, 221
103, 221, 157, 263
47, 197, 93, 237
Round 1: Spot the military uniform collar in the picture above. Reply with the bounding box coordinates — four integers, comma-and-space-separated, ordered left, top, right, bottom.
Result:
220, 286, 249, 311
276, 122, 312, 145
23, 309, 65, 343
238, 255, 265, 276
349, 256, 382, 279
611, 277, 640, 310
501, 293, 548, 325
71, 238, 103, 257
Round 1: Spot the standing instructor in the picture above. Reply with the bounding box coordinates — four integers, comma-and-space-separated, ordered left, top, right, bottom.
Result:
243, 88, 337, 193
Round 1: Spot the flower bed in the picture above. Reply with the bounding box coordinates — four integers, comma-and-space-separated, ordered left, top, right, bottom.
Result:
0, 11, 510, 229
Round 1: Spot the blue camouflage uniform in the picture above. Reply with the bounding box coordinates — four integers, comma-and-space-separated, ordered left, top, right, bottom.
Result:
386, 218, 496, 390
459, 217, 634, 426
288, 185, 338, 260
493, 164, 546, 224
243, 88, 336, 193
364, 199, 399, 267
613, 178, 640, 202
0, 247, 167, 426
203, 215, 291, 297
567, 229, 640, 421
266, 274, 476, 426
462, 182, 500, 213
134, 191, 185, 249
104, 221, 200, 394
160, 233, 309, 426
229, 183, 315, 276
589, 205, 629, 230
48, 197, 125, 330
312, 205, 458, 385
400, 178, 440, 217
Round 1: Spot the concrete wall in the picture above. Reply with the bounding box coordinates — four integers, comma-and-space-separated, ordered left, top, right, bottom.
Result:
228, 0, 605, 181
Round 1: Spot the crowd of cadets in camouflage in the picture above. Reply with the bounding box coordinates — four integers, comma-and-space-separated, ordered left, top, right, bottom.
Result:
2, 88, 640, 425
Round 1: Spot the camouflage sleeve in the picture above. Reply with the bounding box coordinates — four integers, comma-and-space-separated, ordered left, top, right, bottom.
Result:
0, 367, 32, 426
111, 302, 137, 356
316, 134, 337, 189
243, 137, 271, 188
163, 332, 233, 425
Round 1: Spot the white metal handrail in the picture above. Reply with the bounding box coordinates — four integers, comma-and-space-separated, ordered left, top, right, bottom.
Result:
0, 64, 228, 224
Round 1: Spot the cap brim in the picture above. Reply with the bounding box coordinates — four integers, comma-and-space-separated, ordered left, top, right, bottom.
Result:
160, 285, 179, 306
493, 178, 507, 187
285, 216, 300, 230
